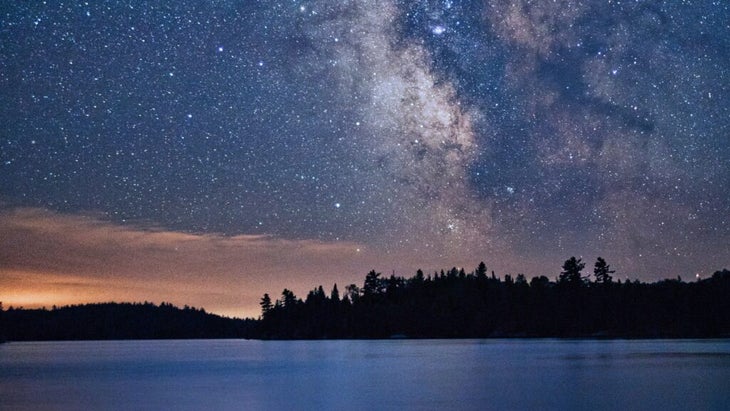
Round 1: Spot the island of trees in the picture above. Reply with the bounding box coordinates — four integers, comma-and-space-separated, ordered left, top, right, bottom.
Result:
1, 257, 729, 341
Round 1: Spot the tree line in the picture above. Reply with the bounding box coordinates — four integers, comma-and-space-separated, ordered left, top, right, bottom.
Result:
257, 258, 730, 339
1, 258, 728, 341
0, 302, 256, 341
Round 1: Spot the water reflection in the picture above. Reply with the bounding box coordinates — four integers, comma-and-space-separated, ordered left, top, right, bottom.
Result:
1, 339, 729, 410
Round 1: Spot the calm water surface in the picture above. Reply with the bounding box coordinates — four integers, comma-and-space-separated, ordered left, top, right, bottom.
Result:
1, 339, 729, 410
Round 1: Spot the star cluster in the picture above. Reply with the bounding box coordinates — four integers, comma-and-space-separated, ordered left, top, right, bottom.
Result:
1, 0, 728, 285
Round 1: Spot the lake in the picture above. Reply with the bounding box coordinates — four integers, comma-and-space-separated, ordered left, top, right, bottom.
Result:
1, 339, 729, 410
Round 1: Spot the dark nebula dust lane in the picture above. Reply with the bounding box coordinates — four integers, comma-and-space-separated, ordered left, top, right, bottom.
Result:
1, 1, 728, 316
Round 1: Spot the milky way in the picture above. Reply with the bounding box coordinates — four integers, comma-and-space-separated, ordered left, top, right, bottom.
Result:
1, 1, 728, 314
299, 0, 495, 257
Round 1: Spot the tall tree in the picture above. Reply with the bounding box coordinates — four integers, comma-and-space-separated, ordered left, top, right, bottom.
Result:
260, 293, 272, 317
281, 289, 297, 308
559, 257, 586, 286
593, 257, 615, 284
363, 270, 384, 296
476, 262, 487, 279
413, 269, 425, 284
330, 284, 340, 302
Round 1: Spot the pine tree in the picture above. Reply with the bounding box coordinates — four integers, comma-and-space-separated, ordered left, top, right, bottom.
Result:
281, 289, 297, 308
559, 257, 586, 286
593, 257, 615, 284
476, 262, 487, 279
363, 270, 383, 296
260, 293, 272, 317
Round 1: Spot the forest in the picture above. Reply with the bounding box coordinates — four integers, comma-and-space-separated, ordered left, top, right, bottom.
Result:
257, 258, 730, 339
2, 257, 729, 341
0, 302, 256, 341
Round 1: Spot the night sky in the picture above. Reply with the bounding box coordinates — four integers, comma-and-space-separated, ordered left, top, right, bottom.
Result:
1, 1, 728, 317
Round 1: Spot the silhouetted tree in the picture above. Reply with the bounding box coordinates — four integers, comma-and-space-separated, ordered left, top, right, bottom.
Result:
330, 284, 340, 302
363, 270, 384, 296
448, 267, 459, 280
260, 293, 273, 317
345, 284, 360, 303
281, 289, 297, 308
559, 257, 586, 286
413, 269, 425, 285
306, 286, 326, 304
593, 257, 615, 284
476, 262, 487, 280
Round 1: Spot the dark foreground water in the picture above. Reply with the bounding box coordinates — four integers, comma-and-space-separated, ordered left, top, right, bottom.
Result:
1, 339, 729, 410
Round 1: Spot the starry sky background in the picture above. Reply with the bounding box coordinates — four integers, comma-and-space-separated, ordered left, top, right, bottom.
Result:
1, 1, 728, 317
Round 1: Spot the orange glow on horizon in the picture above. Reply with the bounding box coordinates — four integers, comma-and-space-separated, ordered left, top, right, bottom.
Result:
2, 208, 465, 318
0, 206, 588, 318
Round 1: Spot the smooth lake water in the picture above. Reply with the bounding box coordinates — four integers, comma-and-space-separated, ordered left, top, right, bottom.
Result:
1, 339, 729, 410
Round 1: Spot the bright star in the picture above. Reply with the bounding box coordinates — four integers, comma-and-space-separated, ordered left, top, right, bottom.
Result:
432, 25, 446, 35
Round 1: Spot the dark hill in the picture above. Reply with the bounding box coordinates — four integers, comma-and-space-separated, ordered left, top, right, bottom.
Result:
0, 302, 256, 341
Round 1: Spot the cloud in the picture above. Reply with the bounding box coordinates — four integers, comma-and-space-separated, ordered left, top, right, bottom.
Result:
0, 207, 372, 317
0, 206, 537, 316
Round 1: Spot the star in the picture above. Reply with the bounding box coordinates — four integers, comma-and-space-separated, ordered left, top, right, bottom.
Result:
0, 0, 726, 318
